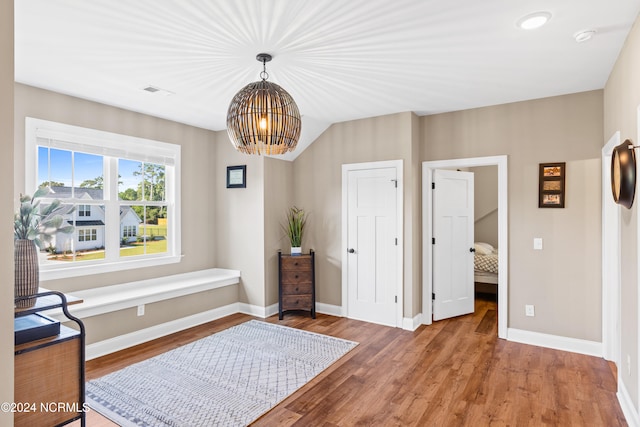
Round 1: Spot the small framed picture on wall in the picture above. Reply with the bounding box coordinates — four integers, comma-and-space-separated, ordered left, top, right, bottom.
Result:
227, 165, 246, 188
538, 162, 565, 208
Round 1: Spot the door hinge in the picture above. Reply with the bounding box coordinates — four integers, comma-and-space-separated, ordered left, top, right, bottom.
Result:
432, 293, 435, 300
395, 296, 397, 303
432, 237, 435, 245
395, 238, 398, 246
432, 182, 435, 189
391, 179, 398, 188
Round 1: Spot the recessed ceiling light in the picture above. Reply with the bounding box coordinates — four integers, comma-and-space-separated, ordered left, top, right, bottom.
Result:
574, 29, 596, 43
517, 11, 552, 30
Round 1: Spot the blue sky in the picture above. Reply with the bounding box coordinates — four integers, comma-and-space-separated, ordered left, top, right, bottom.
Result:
37, 147, 142, 192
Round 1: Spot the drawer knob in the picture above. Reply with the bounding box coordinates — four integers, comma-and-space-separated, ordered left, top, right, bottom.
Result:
295, 287, 299, 292
295, 275, 299, 279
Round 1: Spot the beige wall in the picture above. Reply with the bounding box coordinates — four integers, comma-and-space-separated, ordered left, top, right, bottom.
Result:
292, 111, 421, 317
9, 80, 608, 350
604, 14, 640, 412
213, 130, 266, 306
1, 0, 14, 420
211, 132, 294, 310
14, 84, 218, 288
81, 286, 238, 343
13, 84, 243, 344
410, 113, 422, 316
263, 157, 294, 306
422, 91, 604, 341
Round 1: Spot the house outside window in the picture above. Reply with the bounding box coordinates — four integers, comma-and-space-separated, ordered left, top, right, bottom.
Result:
78, 205, 91, 217
26, 117, 181, 280
78, 228, 98, 242
122, 225, 137, 238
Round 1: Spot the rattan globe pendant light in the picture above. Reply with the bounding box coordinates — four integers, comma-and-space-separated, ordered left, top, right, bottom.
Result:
226, 53, 301, 155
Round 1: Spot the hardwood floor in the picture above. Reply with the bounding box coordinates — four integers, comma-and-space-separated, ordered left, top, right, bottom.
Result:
73, 297, 626, 426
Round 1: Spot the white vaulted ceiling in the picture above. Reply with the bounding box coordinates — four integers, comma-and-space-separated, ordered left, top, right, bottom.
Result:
14, 0, 640, 160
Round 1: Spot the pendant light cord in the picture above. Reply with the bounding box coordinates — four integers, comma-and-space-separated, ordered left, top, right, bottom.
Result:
260, 58, 269, 81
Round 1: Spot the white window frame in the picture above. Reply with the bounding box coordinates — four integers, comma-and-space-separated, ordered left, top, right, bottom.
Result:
25, 117, 182, 281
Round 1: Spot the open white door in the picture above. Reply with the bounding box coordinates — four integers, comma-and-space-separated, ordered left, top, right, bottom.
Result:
346, 166, 399, 327
432, 169, 475, 321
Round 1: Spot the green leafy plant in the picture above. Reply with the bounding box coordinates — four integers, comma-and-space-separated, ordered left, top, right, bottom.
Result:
14, 187, 75, 249
283, 206, 306, 247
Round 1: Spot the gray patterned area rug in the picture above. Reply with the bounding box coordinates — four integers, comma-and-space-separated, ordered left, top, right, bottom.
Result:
86, 320, 358, 426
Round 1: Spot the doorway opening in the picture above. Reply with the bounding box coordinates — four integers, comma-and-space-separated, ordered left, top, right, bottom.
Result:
422, 156, 508, 338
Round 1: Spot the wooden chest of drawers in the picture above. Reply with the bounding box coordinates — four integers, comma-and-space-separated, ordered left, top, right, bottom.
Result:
278, 250, 316, 319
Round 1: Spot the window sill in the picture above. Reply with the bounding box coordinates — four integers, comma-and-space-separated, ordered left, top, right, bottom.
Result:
44, 268, 240, 320
39, 255, 183, 282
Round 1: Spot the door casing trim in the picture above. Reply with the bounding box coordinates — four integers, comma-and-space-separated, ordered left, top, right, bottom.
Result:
422, 155, 508, 339
342, 160, 404, 328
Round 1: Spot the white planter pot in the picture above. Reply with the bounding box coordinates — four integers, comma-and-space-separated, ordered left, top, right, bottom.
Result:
291, 247, 302, 256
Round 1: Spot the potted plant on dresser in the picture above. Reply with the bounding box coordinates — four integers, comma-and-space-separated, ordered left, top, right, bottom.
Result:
283, 206, 306, 255
14, 187, 75, 307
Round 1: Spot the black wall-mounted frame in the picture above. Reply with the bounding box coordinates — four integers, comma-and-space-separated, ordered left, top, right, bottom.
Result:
226, 165, 246, 188
538, 162, 566, 208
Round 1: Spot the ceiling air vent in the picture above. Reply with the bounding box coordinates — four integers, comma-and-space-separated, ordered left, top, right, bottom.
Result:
141, 86, 174, 96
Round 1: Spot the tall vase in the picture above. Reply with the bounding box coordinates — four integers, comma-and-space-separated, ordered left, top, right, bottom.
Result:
15, 239, 39, 308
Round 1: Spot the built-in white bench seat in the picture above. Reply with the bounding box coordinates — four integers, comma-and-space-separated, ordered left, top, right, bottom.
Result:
41, 269, 241, 359
47, 268, 240, 320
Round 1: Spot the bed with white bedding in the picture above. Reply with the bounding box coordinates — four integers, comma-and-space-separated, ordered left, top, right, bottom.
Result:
474, 242, 498, 294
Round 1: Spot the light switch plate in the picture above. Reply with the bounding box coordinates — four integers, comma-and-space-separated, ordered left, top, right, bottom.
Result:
533, 238, 543, 250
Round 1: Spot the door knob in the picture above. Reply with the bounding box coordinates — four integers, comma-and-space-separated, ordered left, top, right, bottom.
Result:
348, 248, 355, 253
469, 247, 476, 253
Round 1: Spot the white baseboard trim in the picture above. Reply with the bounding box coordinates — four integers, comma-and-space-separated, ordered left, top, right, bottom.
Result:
507, 328, 602, 357
87, 301, 341, 360
237, 302, 277, 318
618, 377, 639, 427
403, 314, 422, 331
316, 302, 342, 317
86, 303, 240, 360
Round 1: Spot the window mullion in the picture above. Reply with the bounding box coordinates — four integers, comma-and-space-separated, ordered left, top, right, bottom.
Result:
104, 156, 120, 261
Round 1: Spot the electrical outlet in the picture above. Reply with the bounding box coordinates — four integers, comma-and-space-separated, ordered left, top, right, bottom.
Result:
525, 305, 535, 317
137, 304, 145, 316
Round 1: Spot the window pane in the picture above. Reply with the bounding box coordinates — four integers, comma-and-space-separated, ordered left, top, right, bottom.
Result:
144, 164, 166, 202
119, 205, 141, 252
120, 205, 167, 257
118, 161, 165, 201
118, 159, 143, 201
75, 152, 104, 191
38, 147, 72, 189
40, 204, 106, 263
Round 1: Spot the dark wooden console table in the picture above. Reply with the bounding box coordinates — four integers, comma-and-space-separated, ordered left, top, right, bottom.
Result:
14, 290, 86, 427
